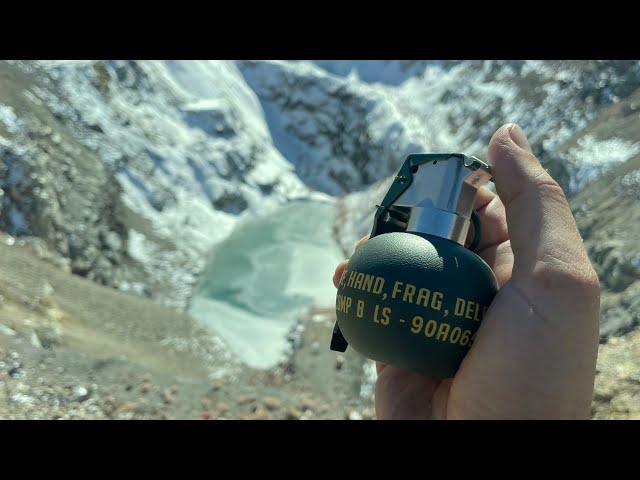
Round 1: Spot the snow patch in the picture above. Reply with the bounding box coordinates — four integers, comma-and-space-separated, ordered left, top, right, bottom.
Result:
567, 135, 640, 192
0, 104, 20, 133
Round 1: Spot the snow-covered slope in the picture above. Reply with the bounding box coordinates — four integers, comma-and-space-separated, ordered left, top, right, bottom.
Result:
43, 67, 306, 226
2, 59, 640, 333
7, 61, 327, 308
240, 60, 640, 201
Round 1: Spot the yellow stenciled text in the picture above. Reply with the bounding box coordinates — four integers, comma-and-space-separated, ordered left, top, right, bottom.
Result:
373, 304, 390, 325
453, 297, 486, 321
410, 314, 472, 346
336, 294, 352, 314
391, 281, 443, 311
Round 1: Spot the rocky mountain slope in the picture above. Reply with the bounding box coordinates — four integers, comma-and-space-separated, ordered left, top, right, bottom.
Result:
3, 60, 639, 307
0, 232, 372, 419
569, 88, 640, 341
331, 61, 640, 343
2, 60, 640, 418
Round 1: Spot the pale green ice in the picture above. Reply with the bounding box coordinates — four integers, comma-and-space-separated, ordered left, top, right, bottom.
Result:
188, 200, 343, 369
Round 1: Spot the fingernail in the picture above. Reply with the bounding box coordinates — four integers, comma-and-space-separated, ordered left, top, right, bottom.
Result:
508, 124, 532, 152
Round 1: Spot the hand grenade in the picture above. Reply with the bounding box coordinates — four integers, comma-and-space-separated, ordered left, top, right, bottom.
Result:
330, 153, 498, 379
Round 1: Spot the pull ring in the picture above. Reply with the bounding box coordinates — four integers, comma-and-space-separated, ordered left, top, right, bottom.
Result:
468, 209, 482, 252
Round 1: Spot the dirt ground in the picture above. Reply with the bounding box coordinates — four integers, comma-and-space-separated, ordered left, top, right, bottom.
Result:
0, 232, 374, 420
2, 229, 638, 420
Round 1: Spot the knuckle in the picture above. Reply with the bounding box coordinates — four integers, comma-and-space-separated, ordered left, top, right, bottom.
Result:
529, 172, 572, 211
529, 166, 564, 195
536, 176, 565, 198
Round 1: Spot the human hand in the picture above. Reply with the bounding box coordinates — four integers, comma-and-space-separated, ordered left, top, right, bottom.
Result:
332, 124, 600, 419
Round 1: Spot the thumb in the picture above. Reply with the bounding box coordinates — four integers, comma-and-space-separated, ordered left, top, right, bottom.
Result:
487, 124, 596, 287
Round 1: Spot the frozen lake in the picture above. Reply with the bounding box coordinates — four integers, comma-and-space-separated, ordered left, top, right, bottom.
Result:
188, 200, 343, 369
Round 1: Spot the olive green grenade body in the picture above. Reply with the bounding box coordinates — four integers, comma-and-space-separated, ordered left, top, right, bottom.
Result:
331, 153, 499, 379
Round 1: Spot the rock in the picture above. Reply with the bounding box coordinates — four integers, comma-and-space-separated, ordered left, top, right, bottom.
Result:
87, 123, 104, 134
40, 282, 54, 298
101, 231, 122, 252
29, 331, 42, 349
212, 191, 249, 215
361, 408, 375, 420
210, 381, 223, 392
600, 306, 635, 338
73, 386, 90, 402
263, 396, 281, 411
237, 394, 255, 405
285, 406, 302, 420
311, 313, 328, 323
301, 398, 316, 412
115, 401, 138, 419
346, 409, 363, 421
184, 107, 238, 139
250, 404, 272, 420
0, 323, 17, 336
34, 325, 62, 348
8, 365, 23, 378
593, 329, 640, 419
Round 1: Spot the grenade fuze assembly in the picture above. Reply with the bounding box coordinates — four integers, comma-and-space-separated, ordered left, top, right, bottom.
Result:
330, 153, 499, 378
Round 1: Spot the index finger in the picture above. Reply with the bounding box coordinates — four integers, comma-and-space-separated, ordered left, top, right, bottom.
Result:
332, 234, 370, 288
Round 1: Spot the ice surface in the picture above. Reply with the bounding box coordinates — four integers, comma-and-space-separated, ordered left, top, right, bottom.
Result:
188, 200, 342, 369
